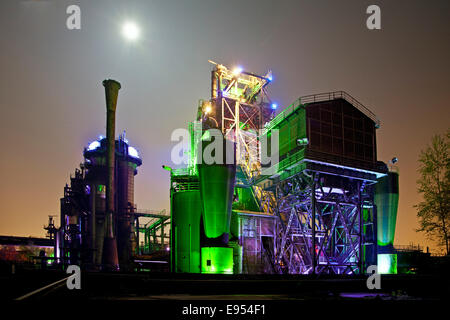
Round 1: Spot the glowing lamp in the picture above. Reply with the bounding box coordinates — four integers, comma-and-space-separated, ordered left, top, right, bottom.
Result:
87, 140, 100, 151
232, 66, 243, 76
377, 254, 398, 274
128, 146, 139, 158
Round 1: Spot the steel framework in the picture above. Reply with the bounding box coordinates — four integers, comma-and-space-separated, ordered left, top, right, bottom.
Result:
267, 164, 377, 275
204, 61, 277, 215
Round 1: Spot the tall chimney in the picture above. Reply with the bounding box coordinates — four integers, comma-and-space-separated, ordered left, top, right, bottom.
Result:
102, 79, 121, 270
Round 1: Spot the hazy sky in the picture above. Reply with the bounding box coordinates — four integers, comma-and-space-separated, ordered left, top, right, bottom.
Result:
0, 0, 448, 253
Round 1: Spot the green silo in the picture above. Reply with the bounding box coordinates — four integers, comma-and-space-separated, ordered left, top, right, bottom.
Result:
375, 171, 399, 274
197, 129, 236, 274
198, 163, 236, 239
375, 171, 399, 249
171, 190, 201, 273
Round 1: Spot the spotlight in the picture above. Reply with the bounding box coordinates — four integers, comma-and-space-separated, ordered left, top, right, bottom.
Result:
271, 103, 278, 110
87, 140, 100, 151
296, 138, 309, 146
204, 103, 212, 114
232, 66, 243, 76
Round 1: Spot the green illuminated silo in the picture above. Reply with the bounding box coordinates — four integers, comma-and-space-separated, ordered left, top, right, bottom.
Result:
171, 190, 201, 273
375, 171, 399, 249
198, 164, 236, 238
197, 130, 236, 240
196, 130, 236, 274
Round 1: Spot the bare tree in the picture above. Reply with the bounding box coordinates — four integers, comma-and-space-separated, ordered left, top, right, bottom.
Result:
415, 129, 450, 255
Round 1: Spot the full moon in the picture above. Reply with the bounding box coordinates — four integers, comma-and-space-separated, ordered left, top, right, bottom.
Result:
122, 22, 140, 41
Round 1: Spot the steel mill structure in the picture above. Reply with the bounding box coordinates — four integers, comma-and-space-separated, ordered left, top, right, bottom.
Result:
47, 62, 399, 275
169, 61, 399, 275
52, 80, 170, 272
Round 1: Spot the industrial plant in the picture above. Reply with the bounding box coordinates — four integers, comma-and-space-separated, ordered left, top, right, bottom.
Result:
32, 61, 405, 276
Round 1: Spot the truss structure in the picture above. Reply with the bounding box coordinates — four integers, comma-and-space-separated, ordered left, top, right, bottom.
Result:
271, 168, 376, 274
206, 61, 272, 173
202, 61, 278, 214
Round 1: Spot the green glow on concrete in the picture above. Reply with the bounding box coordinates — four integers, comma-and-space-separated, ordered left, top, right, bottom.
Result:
375, 172, 399, 247
377, 253, 398, 274
201, 247, 233, 274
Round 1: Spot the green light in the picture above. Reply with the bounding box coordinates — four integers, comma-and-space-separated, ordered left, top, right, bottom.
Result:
201, 247, 233, 274
377, 253, 397, 274
375, 172, 399, 247
198, 164, 235, 239
172, 191, 201, 273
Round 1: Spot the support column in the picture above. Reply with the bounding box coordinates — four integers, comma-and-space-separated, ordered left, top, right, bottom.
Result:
90, 184, 96, 266
161, 220, 165, 246
358, 181, 364, 273
311, 173, 317, 274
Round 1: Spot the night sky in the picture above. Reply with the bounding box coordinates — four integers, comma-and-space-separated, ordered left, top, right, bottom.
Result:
0, 0, 448, 253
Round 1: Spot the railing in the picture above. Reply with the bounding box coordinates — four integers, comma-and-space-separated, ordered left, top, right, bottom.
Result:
263, 91, 380, 134
132, 209, 169, 217
300, 91, 380, 127
394, 244, 423, 252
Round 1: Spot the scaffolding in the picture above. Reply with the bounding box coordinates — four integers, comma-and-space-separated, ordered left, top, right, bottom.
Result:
132, 209, 170, 255
266, 168, 377, 274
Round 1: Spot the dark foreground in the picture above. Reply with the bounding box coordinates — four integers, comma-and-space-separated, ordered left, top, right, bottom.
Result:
1, 269, 448, 317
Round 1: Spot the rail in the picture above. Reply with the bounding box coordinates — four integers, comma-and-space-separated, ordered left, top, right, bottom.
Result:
394, 244, 423, 252
263, 91, 380, 134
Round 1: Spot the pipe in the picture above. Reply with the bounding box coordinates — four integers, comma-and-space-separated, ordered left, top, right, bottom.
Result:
102, 79, 121, 270
90, 184, 96, 266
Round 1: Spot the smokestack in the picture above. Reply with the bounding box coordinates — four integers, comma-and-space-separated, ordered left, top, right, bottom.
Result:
102, 79, 121, 270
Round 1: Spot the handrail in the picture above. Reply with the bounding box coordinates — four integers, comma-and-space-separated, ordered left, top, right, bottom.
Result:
263, 91, 380, 134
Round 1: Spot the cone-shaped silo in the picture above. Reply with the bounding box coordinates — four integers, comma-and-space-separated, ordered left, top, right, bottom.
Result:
375, 171, 399, 250
375, 171, 399, 274
197, 129, 236, 274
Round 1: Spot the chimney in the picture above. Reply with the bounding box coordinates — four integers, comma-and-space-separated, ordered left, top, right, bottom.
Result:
102, 79, 121, 270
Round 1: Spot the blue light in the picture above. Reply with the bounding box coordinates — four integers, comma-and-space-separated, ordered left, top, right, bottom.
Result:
128, 146, 139, 158
271, 103, 278, 110
87, 140, 100, 151
268, 75, 273, 81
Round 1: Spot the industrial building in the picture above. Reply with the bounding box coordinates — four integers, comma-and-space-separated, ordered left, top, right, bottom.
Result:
48, 80, 170, 272
38, 62, 401, 275
170, 62, 399, 275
